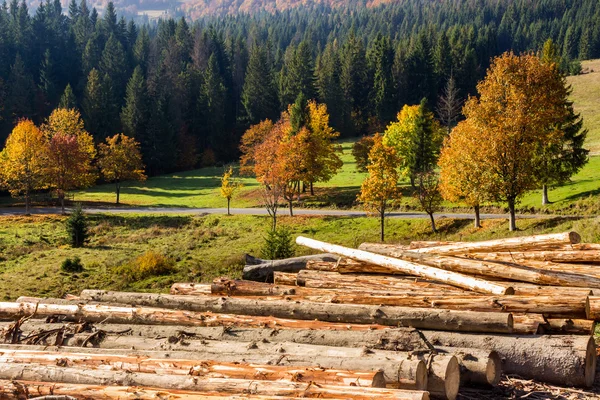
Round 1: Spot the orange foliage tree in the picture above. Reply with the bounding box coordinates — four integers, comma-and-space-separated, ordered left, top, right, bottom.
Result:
42, 108, 97, 213
357, 134, 401, 241
98, 133, 146, 205
0, 119, 47, 214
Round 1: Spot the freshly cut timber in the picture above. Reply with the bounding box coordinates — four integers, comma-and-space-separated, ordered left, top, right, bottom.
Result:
0, 349, 387, 388
357, 243, 600, 288
511, 314, 546, 334
306, 258, 395, 274
0, 341, 428, 390
466, 251, 600, 264
295, 236, 513, 295
273, 272, 299, 286
170, 283, 211, 295
543, 319, 595, 335
436, 348, 501, 386
0, 380, 398, 400
0, 301, 385, 331
414, 354, 459, 400
242, 253, 339, 282
210, 279, 300, 296
78, 290, 515, 333
585, 296, 600, 320
0, 364, 430, 399
408, 232, 581, 254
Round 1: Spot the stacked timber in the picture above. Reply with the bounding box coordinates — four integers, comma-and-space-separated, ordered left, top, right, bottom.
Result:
1, 231, 599, 399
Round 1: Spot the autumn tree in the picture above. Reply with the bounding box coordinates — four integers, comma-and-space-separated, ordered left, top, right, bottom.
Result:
220, 165, 243, 215
436, 75, 462, 134
98, 133, 146, 205
383, 99, 445, 187
414, 171, 443, 233
438, 120, 488, 228
357, 134, 401, 241
352, 135, 375, 173
42, 108, 97, 213
0, 119, 47, 214
462, 52, 578, 231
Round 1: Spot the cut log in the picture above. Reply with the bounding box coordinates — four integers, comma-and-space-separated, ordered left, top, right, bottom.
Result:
357, 244, 600, 289
408, 232, 581, 254
296, 236, 513, 295
0, 380, 390, 400
0, 364, 429, 399
0, 349, 387, 388
585, 296, 600, 320
0, 340, 428, 390
243, 254, 340, 282
435, 348, 501, 386
211, 279, 300, 296
414, 354, 459, 400
78, 290, 515, 333
466, 251, 600, 265
543, 319, 595, 335
0, 301, 386, 331
170, 283, 211, 295
273, 272, 299, 286
511, 314, 546, 334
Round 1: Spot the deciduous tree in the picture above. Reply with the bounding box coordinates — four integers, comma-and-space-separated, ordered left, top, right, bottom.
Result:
220, 165, 243, 215
0, 119, 47, 214
42, 108, 97, 213
357, 134, 401, 241
414, 171, 443, 233
98, 133, 146, 204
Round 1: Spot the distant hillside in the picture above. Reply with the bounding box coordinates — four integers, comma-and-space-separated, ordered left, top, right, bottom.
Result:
568, 60, 600, 154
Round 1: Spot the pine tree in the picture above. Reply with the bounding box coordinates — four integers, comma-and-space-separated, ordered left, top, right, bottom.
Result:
82, 68, 103, 137
59, 83, 77, 109
99, 33, 127, 95
279, 41, 316, 108
241, 45, 278, 125
201, 54, 227, 156
102, 1, 117, 37
315, 43, 343, 132
38, 48, 56, 106
68, 0, 78, 19
133, 26, 150, 71
7, 53, 34, 122
369, 34, 395, 125
340, 33, 369, 135
121, 66, 147, 139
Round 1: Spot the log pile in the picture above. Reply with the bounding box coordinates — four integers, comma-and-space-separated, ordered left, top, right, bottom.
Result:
1, 231, 599, 399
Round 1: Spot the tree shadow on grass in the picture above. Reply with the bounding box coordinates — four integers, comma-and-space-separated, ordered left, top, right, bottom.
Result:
526, 216, 584, 231
88, 214, 193, 229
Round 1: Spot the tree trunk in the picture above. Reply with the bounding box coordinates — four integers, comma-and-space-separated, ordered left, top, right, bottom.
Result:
170, 283, 212, 295
543, 318, 595, 335
356, 243, 600, 288
414, 354, 459, 400
466, 251, 600, 265
310, 181, 314, 196
78, 291, 514, 333
227, 198, 230, 215
288, 199, 293, 216
272, 213, 277, 231
1, 380, 424, 400
273, 271, 299, 286
242, 253, 339, 282
507, 197, 516, 231
0, 350, 387, 388
25, 188, 30, 215
296, 237, 513, 295
473, 205, 481, 228
380, 210, 385, 242
0, 364, 428, 399
428, 212, 436, 233
542, 184, 550, 205
60, 193, 65, 215
116, 181, 121, 205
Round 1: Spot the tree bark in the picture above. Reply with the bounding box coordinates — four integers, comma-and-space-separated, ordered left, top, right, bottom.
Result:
380, 210, 385, 242
0, 350, 387, 388
60, 193, 65, 215
310, 181, 314, 196
170, 283, 212, 295
25, 188, 30, 215
242, 254, 339, 282
357, 243, 600, 288
473, 205, 481, 228
288, 200, 293, 216
507, 197, 516, 231
542, 184, 549, 205
296, 236, 513, 295
227, 198, 230, 215
542, 319, 595, 335
414, 354, 459, 400
465, 250, 600, 265
428, 212, 436, 233
78, 290, 515, 333
273, 272, 299, 286
0, 364, 429, 399
116, 181, 121, 205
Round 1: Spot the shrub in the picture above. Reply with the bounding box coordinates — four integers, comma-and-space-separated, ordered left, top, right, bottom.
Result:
117, 250, 176, 281
261, 226, 295, 260
61, 256, 83, 273
66, 203, 88, 248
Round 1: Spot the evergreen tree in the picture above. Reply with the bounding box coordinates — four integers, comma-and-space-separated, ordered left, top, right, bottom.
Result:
241, 45, 278, 125
68, 0, 78, 19
99, 33, 127, 95
369, 34, 395, 125
133, 26, 150, 71
82, 68, 103, 137
121, 66, 147, 139
7, 53, 34, 122
201, 54, 227, 155
340, 33, 369, 135
315, 43, 343, 132
279, 41, 316, 108
102, 1, 117, 37
59, 83, 77, 109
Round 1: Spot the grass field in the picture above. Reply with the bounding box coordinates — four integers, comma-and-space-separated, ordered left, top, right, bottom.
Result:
568, 59, 600, 154
1, 212, 598, 301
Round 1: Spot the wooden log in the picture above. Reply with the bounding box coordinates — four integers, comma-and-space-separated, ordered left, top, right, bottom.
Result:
408, 232, 581, 254
0, 380, 380, 400
273, 272, 299, 286
211, 279, 300, 296
585, 296, 600, 320
0, 340, 428, 390
435, 348, 501, 386
242, 254, 340, 282
543, 319, 595, 335
414, 354, 459, 400
171, 283, 212, 295
466, 251, 600, 265
357, 244, 600, 289
0, 364, 429, 399
0, 301, 386, 331
78, 290, 515, 333
511, 314, 546, 334
296, 236, 514, 295
409, 241, 600, 251
0, 349, 387, 388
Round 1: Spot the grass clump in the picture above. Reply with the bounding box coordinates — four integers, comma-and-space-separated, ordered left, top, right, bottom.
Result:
261, 226, 295, 260
61, 257, 83, 273
117, 250, 176, 282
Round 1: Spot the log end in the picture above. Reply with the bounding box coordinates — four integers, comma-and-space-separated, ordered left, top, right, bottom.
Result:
585, 336, 597, 387
569, 231, 582, 244
416, 360, 428, 391
444, 355, 461, 400
486, 351, 502, 386
371, 370, 387, 388
504, 286, 515, 296
507, 313, 514, 332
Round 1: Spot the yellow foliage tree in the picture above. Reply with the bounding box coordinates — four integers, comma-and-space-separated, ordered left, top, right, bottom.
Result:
357, 134, 401, 241
0, 119, 47, 214
98, 133, 147, 204
220, 165, 243, 215
42, 108, 97, 213
462, 52, 572, 231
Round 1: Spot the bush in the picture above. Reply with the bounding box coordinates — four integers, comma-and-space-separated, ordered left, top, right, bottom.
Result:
66, 203, 88, 248
117, 250, 176, 281
261, 226, 295, 260
61, 256, 83, 273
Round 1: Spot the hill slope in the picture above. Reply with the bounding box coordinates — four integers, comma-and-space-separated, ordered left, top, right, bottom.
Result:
567, 59, 600, 154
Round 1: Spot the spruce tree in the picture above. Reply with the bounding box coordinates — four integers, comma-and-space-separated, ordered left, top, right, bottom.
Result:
241, 45, 278, 125
121, 66, 147, 139
369, 34, 395, 125
7, 53, 34, 121
59, 83, 77, 109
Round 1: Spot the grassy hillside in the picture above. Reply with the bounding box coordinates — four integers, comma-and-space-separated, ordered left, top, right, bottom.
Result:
567, 59, 600, 154
0, 212, 597, 301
